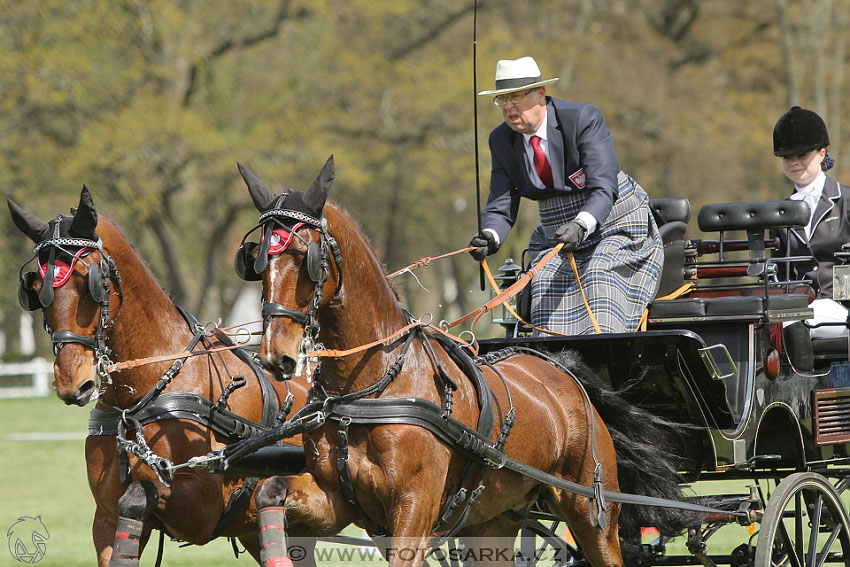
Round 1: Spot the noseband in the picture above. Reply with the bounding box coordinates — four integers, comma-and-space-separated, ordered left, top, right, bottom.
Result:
235, 195, 342, 377
18, 214, 123, 385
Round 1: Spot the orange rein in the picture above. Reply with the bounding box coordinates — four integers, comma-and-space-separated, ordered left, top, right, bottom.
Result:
105, 244, 567, 372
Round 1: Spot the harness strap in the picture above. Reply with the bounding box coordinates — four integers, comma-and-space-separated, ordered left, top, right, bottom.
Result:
51, 329, 97, 350
262, 302, 308, 324
336, 416, 387, 535
326, 398, 744, 519
211, 327, 279, 429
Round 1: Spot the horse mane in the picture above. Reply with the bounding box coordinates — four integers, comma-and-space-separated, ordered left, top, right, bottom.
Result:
95, 215, 174, 301
324, 201, 400, 301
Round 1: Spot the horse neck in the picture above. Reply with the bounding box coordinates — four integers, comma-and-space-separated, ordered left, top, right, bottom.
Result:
98, 221, 194, 398
317, 207, 413, 390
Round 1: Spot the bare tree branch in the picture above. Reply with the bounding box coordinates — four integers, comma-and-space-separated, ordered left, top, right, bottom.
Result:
387, 4, 476, 61
183, 0, 308, 107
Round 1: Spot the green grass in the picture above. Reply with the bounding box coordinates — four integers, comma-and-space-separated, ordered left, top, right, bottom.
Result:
0, 396, 239, 566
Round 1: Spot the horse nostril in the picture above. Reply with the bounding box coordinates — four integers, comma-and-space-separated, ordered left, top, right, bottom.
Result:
75, 379, 98, 405
266, 357, 297, 381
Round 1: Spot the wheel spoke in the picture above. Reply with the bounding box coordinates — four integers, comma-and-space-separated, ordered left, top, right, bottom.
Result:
814, 523, 841, 567
795, 492, 804, 565
778, 516, 804, 567
807, 493, 823, 567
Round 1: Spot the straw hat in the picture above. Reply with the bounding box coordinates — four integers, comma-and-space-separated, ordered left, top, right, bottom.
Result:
478, 56, 559, 96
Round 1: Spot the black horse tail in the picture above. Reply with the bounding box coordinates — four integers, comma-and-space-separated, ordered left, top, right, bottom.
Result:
548, 350, 700, 540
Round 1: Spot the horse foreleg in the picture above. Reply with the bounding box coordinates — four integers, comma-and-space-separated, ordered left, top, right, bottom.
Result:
92, 507, 117, 567
255, 473, 353, 567
107, 481, 158, 567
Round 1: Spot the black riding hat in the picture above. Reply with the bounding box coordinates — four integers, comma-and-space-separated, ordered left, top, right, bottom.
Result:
773, 106, 830, 157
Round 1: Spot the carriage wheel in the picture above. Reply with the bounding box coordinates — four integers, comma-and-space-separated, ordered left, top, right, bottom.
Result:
517, 521, 586, 567
754, 472, 850, 566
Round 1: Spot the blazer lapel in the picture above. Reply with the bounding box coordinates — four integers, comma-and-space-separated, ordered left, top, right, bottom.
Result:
811, 177, 840, 236
512, 132, 533, 189
547, 102, 565, 188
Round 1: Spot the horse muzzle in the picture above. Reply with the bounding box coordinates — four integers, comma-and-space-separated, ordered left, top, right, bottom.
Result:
53, 350, 101, 406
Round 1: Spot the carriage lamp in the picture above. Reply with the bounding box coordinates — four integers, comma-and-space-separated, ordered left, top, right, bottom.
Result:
491, 257, 522, 327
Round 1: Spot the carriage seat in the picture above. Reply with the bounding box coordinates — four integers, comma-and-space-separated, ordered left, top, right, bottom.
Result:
650, 198, 691, 297
648, 293, 811, 322
697, 200, 809, 232
650, 197, 692, 226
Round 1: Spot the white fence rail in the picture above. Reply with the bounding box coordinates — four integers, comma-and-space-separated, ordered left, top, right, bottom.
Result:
0, 357, 53, 398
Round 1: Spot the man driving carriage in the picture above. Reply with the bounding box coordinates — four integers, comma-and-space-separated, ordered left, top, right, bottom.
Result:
469, 56, 663, 335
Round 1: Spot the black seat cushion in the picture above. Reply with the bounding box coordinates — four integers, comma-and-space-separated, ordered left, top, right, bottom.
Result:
648, 298, 706, 318
703, 296, 764, 315
765, 294, 809, 310
812, 337, 848, 356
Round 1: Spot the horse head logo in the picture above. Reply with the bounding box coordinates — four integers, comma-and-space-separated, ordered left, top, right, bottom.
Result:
6, 516, 49, 564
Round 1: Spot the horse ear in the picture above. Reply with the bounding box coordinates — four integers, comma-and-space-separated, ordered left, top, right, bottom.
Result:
7, 199, 51, 243
69, 185, 98, 239
237, 162, 277, 212
304, 154, 333, 212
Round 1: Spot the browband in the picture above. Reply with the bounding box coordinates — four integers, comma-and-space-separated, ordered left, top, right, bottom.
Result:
258, 208, 322, 227
34, 237, 103, 255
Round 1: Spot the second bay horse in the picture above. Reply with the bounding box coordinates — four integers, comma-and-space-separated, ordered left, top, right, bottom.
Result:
8, 187, 310, 567
235, 156, 693, 567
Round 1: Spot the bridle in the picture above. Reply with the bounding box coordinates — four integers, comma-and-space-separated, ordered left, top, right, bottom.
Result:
17, 214, 123, 386
235, 193, 343, 377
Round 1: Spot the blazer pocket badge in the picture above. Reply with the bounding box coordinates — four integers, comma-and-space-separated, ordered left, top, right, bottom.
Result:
569, 168, 586, 189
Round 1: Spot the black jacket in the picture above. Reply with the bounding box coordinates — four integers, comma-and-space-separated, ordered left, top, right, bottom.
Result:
774, 176, 850, 298
480, 97, 620, 244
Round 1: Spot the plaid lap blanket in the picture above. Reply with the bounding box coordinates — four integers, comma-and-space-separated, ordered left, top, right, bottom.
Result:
528, 171, 663, 336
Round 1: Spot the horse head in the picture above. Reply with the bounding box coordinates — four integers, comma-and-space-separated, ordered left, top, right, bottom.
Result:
235, 156, 342, 379
8, 187, 121, 405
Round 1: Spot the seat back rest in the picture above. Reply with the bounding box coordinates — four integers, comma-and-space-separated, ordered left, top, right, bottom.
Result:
656, 220, 688, 297
698, 200, 811, 276
650, 198, 691, 225
697, 200, 810, 232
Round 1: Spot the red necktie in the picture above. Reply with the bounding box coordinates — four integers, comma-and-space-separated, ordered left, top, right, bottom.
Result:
530, 135, 554, 187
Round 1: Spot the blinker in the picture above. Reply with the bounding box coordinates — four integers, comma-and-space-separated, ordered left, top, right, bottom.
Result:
17, 248, 108, 310
234, 241, 262, 282
18, 272, 41, 311
306, 242, 321, 283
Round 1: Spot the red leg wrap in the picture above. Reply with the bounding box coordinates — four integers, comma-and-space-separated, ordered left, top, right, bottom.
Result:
108, 517, 143, 567
258, 507, 293, 567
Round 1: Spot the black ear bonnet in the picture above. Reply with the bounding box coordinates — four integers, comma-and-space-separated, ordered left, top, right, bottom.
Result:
235, 189, 326, 282
17, 213, 109, 311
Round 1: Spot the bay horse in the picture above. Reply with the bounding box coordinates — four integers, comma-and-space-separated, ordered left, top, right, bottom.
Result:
8, 187, 310, 567
234, 157, 694, 567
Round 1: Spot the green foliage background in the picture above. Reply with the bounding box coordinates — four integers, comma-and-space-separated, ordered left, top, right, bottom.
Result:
1, 0, 849, 353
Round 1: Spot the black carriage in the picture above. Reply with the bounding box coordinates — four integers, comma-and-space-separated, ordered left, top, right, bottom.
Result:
478, 198, 850, 566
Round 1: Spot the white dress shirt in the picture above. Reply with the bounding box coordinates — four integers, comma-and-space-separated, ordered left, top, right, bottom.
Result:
790, 171, 826, 240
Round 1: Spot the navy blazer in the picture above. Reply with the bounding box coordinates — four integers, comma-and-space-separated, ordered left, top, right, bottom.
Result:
775, 176, 850, 298
480, 97, 620, 243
